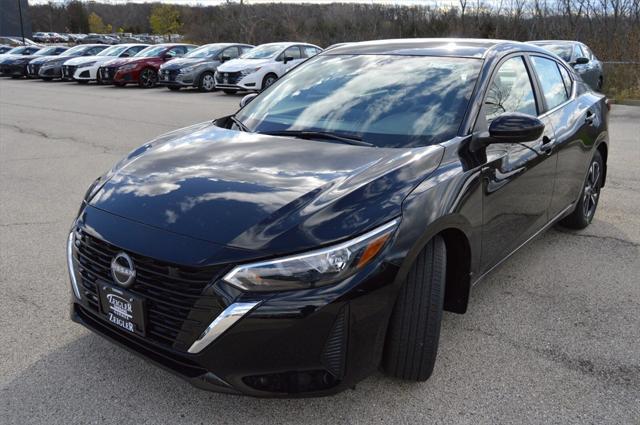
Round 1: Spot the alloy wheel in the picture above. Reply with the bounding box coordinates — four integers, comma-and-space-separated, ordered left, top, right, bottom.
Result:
202, 74, 215, 91
141, 69, 157, 88
582, 161, 601, 219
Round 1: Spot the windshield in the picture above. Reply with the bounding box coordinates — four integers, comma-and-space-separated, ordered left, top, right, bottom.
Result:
187, 44, 224, 58
6, 47, 27, 55
34, 47, 58, 56
98, 45, 128, 56
240, 44, 284, 59
538, 44, 572, 62
236, 55, 481, 148
60, 45, 88, 56
134, 45, 166, 58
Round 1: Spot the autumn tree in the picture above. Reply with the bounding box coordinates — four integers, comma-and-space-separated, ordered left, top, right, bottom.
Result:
88, 12, 107, 33
149, 5, 183, 40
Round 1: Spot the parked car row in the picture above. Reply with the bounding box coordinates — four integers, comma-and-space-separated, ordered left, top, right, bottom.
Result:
0, 39, 604, 92
32, 32, 182, 45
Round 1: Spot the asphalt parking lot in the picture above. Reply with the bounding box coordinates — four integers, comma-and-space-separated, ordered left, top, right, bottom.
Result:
1, 78, 639, 424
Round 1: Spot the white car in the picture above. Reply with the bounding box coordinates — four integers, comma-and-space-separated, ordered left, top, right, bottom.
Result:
215, 42, 322, 93
61, 43, 149, 83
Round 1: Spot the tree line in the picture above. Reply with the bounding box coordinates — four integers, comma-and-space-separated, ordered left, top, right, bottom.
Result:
30, 0, 640, 61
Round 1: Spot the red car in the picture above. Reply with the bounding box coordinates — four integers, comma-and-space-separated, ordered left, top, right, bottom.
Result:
98, 43, 197, 88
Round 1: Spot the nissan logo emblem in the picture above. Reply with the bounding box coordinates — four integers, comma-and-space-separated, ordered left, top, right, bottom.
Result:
111, 252, 136, 287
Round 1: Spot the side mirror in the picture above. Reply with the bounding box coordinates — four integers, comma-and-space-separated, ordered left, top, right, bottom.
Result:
478, 113, 545, 146
574, 57, 589, 65
163, 53, 173, 61
121, 52, 130, 57
239, 93, 258, 108
283, 56, 294, 64
220, 55, 230, 62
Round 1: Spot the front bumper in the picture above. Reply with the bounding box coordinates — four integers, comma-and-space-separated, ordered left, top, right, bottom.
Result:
38, 65, 62, 79
73, 65, 97, 81
0, 63, 27, 77
68, 206, 399, 397
215, 71, 259, 91
159, 69, 196, 87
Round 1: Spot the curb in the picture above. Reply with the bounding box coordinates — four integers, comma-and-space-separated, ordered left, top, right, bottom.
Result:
609, 99, 640, 107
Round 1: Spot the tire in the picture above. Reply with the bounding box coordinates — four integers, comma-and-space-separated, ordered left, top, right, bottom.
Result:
560, 150, 604, 229
383, 235, 446, 381
138, 67, 158, 88
261, 73, 277, 90
168, 86, 181, 91
198, 71, 216, 92
42, 77, 52, 81
77, 80, 88, 84
223, 89, 237, 95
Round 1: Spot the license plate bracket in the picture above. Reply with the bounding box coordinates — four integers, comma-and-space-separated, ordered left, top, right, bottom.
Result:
98, 284, 146, 336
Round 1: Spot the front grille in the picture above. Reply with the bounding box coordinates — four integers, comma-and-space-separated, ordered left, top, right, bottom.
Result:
28, 63, 41, 76
73, 229, 228, 351
62, 65, 77, 79
216, 71, 242, 85
99, 66, 117, 82
161, 69, 179, 81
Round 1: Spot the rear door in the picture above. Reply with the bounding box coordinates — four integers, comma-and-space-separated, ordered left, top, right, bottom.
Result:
529, 54, 604, 216
479, 55, 558, 270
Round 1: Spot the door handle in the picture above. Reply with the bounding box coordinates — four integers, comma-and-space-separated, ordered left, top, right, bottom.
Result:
540, 136, 554, 153
585, 110, 595, 125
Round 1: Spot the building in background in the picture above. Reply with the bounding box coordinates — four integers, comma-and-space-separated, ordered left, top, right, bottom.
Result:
0, 0, 32, 38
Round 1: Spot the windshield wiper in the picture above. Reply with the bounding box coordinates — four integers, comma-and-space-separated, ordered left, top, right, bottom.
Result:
229, 115, 249, 132
261, 130, 373, 147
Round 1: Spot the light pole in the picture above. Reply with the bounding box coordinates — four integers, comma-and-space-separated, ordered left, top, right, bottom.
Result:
17, 0, 26, 44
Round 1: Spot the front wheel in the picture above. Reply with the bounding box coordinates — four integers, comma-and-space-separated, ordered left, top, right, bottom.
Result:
168, 86, 181, 91
383, 235, 446, 381
261, 73, 277, 90
138, 68, 157, 88
560, 150, 604, 229
198, 71, 216, 92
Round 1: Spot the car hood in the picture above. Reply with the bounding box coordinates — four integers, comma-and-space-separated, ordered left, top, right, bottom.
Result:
29, 55, 58, 64
161, 57, 211, 70
63, 55, 108, 66
105, 56, 160, 67
89, 122, 443, 254
217, 58, 273, 72
41, 55, 76, 65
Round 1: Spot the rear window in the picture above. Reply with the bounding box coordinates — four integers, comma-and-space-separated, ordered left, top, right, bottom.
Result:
531, 56, 569, 109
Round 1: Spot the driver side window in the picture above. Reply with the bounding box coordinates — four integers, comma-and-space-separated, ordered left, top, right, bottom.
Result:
284, 46, 301, 60
485, 56, 537, 122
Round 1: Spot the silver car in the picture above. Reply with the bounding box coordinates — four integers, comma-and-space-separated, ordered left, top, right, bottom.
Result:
528, 40, 604, 91
158, 43, 254, 92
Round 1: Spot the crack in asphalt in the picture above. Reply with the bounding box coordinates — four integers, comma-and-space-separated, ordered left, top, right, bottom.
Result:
0, 123, 119, 154
462, 326, 640, 389
0, 100, 184, 129
554, 229, 640, 248
0, 221, 60, 227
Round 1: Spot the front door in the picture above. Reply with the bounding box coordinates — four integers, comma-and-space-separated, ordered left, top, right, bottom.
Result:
479, 55, 558, 271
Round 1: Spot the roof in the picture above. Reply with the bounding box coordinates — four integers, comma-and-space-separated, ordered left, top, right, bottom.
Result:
325, 38, 547, 58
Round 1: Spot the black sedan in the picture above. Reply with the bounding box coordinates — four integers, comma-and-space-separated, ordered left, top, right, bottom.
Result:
35, 44, 108, 81
528, 40, 604, 91
68, 39, 608, 397
0, 46, 68, 78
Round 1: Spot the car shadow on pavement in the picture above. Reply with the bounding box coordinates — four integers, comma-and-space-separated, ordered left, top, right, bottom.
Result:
1, 332, 435, 424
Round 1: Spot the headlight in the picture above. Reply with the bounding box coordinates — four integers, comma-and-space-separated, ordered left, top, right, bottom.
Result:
180, 65, 196, 73
119, 63, 137, 72
77, 61, 97, 68
224, 218, 399, 292
240, 67, 261, 76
